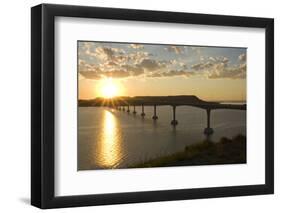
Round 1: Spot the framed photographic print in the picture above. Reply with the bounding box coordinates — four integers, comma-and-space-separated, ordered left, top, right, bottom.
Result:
31, 4, 274, 209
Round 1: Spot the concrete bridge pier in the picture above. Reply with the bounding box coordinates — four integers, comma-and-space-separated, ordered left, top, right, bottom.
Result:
204, 108, 214, 135
127, 105, 130, 113
152, 105, 158, 120
133, 105, 137, 114
141, 104, 145, 117
122, 106, 125, 111
171, 105, 178, 126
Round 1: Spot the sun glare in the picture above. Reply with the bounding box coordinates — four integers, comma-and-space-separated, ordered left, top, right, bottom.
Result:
99, 78, 119, 98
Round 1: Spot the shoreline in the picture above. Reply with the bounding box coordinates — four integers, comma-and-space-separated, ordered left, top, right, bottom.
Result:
129, 134, 246, 168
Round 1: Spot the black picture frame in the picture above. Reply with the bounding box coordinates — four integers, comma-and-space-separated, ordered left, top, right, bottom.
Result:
31, 3, 274, 209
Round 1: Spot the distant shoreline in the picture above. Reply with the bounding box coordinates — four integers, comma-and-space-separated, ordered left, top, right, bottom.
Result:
78, 98, 246, 103
78, 95, 246, 107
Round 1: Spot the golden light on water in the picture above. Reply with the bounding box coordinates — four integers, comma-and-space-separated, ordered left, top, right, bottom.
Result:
95, 110, 122, 168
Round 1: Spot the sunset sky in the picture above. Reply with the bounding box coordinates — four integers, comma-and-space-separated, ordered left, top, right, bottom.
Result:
78, 41, 246, 101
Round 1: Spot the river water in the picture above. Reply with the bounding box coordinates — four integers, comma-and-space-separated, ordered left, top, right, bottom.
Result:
78, 105, 246, 170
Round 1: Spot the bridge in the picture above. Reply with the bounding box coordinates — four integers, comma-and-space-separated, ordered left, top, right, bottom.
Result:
79, 95, 246, 135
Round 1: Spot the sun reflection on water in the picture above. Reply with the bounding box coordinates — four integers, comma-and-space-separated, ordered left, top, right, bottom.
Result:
95, 110, 122, 168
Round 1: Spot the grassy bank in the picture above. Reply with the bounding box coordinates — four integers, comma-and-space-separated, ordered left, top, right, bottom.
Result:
129, 135, 246, 168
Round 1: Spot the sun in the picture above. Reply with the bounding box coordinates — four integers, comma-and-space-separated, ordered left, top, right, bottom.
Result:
99, 78, 119, 98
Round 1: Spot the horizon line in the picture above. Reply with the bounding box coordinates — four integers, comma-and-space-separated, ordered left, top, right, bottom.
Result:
78, 95, 246, 103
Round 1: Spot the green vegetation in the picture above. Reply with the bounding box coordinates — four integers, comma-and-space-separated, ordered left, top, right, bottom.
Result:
129, 135, 246, 168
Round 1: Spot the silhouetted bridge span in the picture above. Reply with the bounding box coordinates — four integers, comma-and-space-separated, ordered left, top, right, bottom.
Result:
79, 96, 246, 135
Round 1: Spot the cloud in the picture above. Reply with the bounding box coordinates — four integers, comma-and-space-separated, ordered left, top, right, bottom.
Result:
86, 48, 149, 64
207, 63, 246, 79
79, 71, 102, 80
191, 56, 229, 71
79, 63, 145, 80
191, 61, 214, 70
104, 61, 117, 67
239, 53, 246, 62
147, 70, 195, 78
128, 51, 151, 63
209, 56, 229, 63
129, 44, 144, 49
79, 42, 246, 81
79, 60, 146, 80
191, 56, 246, 79
121, 64, 144, 76
169, 59, 177, 65
79, 59, 86, 66
179, 62, 188, 69
79, 62, 101, 73
78, 42, 96, 58
94, 46, 124, 62
80, 70, 131, 80
138, 59, 165, 71
166, 46, 184, 54
162, 70, 194, 77
79, 47, 164, 80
